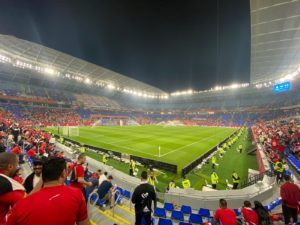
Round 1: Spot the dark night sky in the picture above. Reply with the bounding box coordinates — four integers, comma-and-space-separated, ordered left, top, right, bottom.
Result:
0, 0, 250, 92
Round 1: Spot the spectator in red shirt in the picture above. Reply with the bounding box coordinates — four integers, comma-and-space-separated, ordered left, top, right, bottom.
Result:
11, 145, 21, 155
241, 201, 258, 225
5, 157, 91, 225
26, 147, 36, 158
213, 199, 237, 225
280, 175, 300, 224
70, 153, 92, 201
0, 153, 25, 225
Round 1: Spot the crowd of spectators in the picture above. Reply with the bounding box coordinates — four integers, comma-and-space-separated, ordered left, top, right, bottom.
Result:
1, 105, 300, 224
253, 118, 300, 164
0, 114, 120, 225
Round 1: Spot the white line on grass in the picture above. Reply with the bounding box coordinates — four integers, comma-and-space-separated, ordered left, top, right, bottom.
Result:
158, 129, 233, 157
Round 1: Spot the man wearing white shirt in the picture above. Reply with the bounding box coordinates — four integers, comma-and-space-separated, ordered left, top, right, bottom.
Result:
98, 171, 107, 186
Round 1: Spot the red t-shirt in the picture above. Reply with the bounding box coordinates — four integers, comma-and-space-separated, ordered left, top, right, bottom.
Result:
0, 173, 25, 225
70, 164, 85, 190
280, 182, 300, 208
214, 208, 237, 225
26, 149, 36, 158
0, 191, 25, 225
5, 185, 88, 225
11, 146, 21, 155
13, 176, 24, 185
241, 207, 258, 225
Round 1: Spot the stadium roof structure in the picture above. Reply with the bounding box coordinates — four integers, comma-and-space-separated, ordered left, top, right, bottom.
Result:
0, 34, 168, 97
250, 0, 300, 84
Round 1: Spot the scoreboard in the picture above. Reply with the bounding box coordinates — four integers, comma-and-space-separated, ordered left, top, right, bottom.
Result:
273, 81, 291, 93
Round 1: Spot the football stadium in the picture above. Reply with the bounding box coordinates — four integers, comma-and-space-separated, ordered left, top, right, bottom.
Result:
0, 1, 300, 225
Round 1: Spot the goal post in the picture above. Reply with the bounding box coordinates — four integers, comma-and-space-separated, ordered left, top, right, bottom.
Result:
60, 126, 79, 137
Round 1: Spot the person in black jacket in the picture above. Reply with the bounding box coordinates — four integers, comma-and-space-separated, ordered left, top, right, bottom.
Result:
24, 160, 43, 194
254, 201, 273, 225
132, 171, 157, 225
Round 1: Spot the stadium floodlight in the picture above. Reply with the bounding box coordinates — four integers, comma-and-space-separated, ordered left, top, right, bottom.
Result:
230, 84, 239, 89
0, 54, 11, 63
107, 84, 115, 89
84, 78, 91, 84
44, 67, 55, 75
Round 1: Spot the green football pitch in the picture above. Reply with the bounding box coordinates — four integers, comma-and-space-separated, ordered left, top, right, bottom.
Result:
47, 125, 237, 171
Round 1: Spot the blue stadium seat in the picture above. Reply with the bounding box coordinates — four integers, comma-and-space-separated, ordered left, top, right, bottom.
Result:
234, 209, 241, 217
158, 218, 173, 225
287, 154, 300, 173
178, 222, 192, 225
116, 187, 124, 195
198, 208, 210, 218
171, 210, 184, 221
154, 207, 167, 218
164, 202, 174, 211
181, 205, 192, 214
189, 213, 203, 224
123, 190, 131, 199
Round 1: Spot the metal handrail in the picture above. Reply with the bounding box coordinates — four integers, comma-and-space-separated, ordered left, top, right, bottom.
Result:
240, 169, 275, 188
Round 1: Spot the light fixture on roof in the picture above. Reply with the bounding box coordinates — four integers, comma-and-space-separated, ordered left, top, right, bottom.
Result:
44, 67, 55, 75
107, 84, 115, 89
84, 78, 91, 84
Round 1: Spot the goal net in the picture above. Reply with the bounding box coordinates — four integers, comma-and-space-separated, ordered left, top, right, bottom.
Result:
61, 126, 79, 137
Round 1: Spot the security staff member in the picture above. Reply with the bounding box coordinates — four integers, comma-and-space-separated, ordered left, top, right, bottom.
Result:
129, 159, 136, 176
167, 180, 176, 191
238, 144, 243, 153
211, 156, 217, 169
219, 147, 225, 157
102, 154, 108, 164
274, 160, 284, 184
80, 145, 86, 153
232, 171, 240, 189
182, 177, 191, 189
148, 170, 158, 191
211, 171, 219, 189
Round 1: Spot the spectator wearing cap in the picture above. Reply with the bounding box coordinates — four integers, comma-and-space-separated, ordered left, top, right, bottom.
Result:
23, 160, 43, 194
5, 157, 91, 225
280, 175, 300, 224
0, 152, 25, 224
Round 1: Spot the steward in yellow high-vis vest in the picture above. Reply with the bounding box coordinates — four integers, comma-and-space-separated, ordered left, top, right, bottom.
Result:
182, 177, 191, 189
80, 146, 86, 153
129, 159, 136, 176
232, 171, 240, 189
274, 160, 284, 183
211, 171, 219, 189
102, 154, 108, 164
211, 156, 217, 169
167, 180, 176, 191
